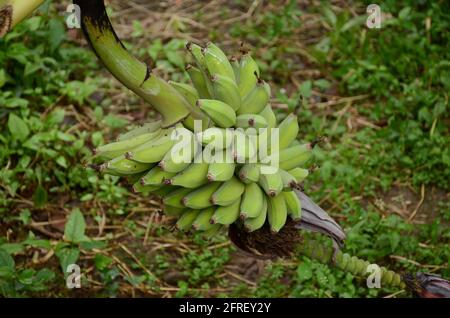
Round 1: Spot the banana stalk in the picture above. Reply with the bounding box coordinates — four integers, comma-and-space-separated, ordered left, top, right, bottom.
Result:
73, 0, 206, 127
0, 0, 44, 37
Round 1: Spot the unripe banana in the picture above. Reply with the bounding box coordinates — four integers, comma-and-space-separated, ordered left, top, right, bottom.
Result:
196, 127, 234, 149
186, 42, 206, 69
240, 183, 264, 219
288, 167, 309, 183
237, 79, 271, 115
207, 150, 235, 182
238, 53, 260, 98
203, 42, 236, 82
158, 131, 200, 173
282, 191, 302, 220
278, 143, 313, 171
166, 161, 209, 188
132, 180, 161, 194
232, 129, 257, 162
236, 114, 268, 130
176, 209, 200, 232
141, 166, 175, 186
94, 129, 162, 160
169, 81, 199, 106
211, 74, 241, 111
258, 104, 277, 129
230, 56, 240, 83
116, 121, 161, 141
186, 64, 211, 99
125, 129, 176, 163
100, 155, 153, 176
277, 113, 299, 150
163, 205, 185, 217
197, 99, 236, 128
279, 169, 298, 190
211, 176, 245, 206
192, 207, 215, 231
201, 223, 222, 239
163, 187, 193, 208
244, 196, 267, 232
181, 182, 221, 209
238, 163, 261, 184
267, 194, 288, 233
211, 198, 241, 225
258, 171, 283, 197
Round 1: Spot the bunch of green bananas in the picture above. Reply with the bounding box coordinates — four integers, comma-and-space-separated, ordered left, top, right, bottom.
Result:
90, 42, 315, 237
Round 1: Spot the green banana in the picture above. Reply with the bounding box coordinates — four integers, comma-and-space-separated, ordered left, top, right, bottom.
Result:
277, 113, 299, 150
279, 169, 298, 190
158, 129, 199, 173
244, 195, 267, 232
94, 129, 162, 160
238, 163, 261, 184
196, 127, 234, 149
232, 129, 257, 162
211, 176, 245, 206
288, 167, 309, 183
236, 114, 268, 130
186, 42, 206, 69
167, 161, 209, 188
125, 129, 176, 163
240, 183, 264, 219
211, 74, 241, 111
163, 205, 185, 217
258, 104, 277, 129
203, 42, 236, 82
238, 53, 260, 98
141, 166, 175, 186
201, 223, 222, 239
186, 64, 211, 99
267, 194, 288, 233
132, 180, 161, 194
176, 209, 200, 231
278, 143, 313, 171
169, 80, 199, 106
211, 198, 241, 225
237, 79, 271, 115
100, 155, 153, 176
258, 171, 283, 197
192, 207, 215, 231
163, 187, 193, 208
230, 56, 240, 83
197, 99, 236, 128
181, 182, 222, 209
207, 150, 236, 182
116, 121, 161, 141
283, 191, 302, 221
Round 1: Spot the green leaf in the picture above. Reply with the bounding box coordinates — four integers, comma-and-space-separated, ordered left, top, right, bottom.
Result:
94, 254, 112, 271
33, 185, 48, 208
0, 249, 15, 270
8, 113, 30, 141
48, 18, 65, 51
299, 80, 312, 98
64, 209, 88, 243
0, 243, 24, 255
296, 260, 313, 281
55, 247, 79, 277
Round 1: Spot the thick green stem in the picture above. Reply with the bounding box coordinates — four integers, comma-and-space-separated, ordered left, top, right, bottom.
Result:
297, 238, 406, 289
0, 0, 44, 37
73, 0, 205, 127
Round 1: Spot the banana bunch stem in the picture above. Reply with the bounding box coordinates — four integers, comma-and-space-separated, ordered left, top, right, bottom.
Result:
296, 238, 406, 289
73, 0, 206, 127
0, 0, 44, 37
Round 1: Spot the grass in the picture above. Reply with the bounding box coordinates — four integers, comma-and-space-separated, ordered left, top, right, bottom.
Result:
0, 0, 448, 297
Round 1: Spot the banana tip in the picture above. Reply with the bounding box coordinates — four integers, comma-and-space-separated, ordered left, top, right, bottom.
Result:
239, 213, 247, 221
164, 179, 173, 185
139, 178, 145, 186
207, 173, 215, 182
268, 190, 276, 197
209, 219, 216, 225
125, 152, 133, 160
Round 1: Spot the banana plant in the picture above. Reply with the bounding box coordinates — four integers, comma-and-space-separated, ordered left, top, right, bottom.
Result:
2, 0, 449, 298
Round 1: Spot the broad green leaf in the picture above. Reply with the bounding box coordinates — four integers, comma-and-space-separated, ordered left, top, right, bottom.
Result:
8, 113, 30, 141
64, 209, 88, 243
